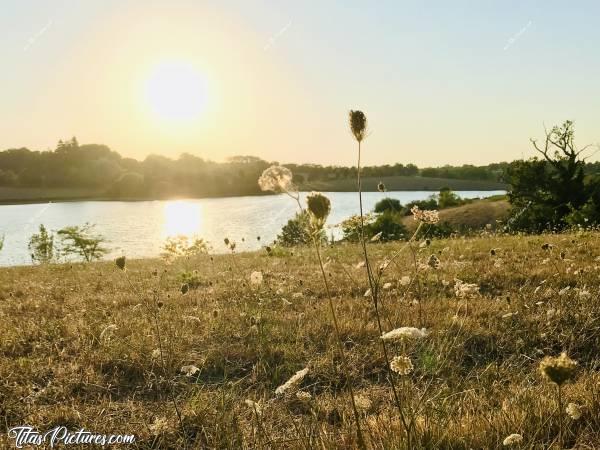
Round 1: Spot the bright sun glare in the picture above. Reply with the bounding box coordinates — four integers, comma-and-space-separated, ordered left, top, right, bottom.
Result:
144, 61, 208, 123
163, 200, 202, 237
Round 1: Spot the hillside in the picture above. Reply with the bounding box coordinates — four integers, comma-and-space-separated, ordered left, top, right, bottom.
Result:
1, 231, 598, 448
402, 198, 511, 231
300, 175, 507, 192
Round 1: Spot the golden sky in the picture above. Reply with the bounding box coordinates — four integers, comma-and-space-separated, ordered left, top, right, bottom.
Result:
1, 1, 599, 166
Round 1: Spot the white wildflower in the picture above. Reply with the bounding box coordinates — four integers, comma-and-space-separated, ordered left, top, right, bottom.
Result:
390, 355, 413, 375
180, 365, 200, 377
250, 271, 263, 286
411, 205, 440, 224
503, 433, 523, 446
566, 402, 582, 420
400, 276, 411, 286
381, 327, 428, 341
275, 367, 309, 396
258, 165, 295, 193
454, 279, 479, 298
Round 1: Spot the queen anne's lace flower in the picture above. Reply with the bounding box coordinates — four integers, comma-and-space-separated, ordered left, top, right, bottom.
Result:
502, 434, 523, 446
411, 205, 440, 224
566, 402, 582, 420
258, 165, 295, 193
390, 355, 413, 375
381, 327, 428, 341
275, 367, 309, 396
454, 279, 480, 298
540, 352, 577, 385
250, 271, 263, 286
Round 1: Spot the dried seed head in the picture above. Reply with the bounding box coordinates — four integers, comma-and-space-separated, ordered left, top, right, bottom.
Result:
390, 355, 414, 375
306, 192, 331, 226
349, 110, 368, 142
539, 352, 577, 385
115, 256, 126, 270
258, 165, 295, 193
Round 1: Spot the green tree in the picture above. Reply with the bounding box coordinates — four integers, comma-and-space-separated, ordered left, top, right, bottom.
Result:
367, 211, 408, 241
374, 197, 402, 213
506, 121, 600, 232
437, 187, 463, 209
57, 223, 107, 262
28, 224, 54, 264
276, 210, 325, 247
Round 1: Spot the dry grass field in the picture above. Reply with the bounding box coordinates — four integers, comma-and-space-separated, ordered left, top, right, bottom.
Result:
1, 230, 599, 448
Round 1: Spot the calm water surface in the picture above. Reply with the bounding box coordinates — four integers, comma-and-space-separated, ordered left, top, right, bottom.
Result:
0, 191, 504, 266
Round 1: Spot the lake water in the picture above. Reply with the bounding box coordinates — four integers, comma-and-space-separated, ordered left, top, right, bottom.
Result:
0, 191, 504, 266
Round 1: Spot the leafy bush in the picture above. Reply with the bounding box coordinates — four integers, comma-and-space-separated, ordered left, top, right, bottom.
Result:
28, 224, 54, 264
368, 212, 408, 241
57, 223, 107, 262
404, 197, 438, 215
374, 197, 402, 213
276, 210, 325, 247
340, 213, 375, 242
415, 221, 455, 239
506, 121, 600, 232
437, 187, 465, 209
178, 270, 206, 289
340, 212, 407, 242
161, 235, 209, 259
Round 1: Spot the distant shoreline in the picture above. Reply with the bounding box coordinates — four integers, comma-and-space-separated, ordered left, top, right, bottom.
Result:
0, 189, 507, 206
0, 176, 508, 206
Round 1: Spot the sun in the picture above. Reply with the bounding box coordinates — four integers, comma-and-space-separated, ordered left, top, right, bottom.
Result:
144, 61, 208, 123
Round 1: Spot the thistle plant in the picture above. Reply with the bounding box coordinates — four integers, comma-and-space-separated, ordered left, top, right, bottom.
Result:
258, 166, 366, 449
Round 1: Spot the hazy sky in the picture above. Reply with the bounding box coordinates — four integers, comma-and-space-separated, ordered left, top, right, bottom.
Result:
1, 0, 599, 166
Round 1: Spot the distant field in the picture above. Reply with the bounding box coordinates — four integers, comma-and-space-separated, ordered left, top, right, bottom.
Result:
299, 175, 507, 192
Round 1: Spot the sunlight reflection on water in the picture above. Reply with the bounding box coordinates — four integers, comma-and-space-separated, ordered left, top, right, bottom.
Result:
0, 190, 504, 266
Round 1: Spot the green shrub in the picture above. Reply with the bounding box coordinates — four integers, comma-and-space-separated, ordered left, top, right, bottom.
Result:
416, 221, 455, 239
374, 197, 402, 213
276, 210, 325, 247
28, 224, 55, 264
161, 235, 209, 259
405, 198, 438, 215
57, 223, 107, 262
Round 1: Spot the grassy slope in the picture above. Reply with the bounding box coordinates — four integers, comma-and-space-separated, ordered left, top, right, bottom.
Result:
1, 232, 599, 448
300, 175, 507, 192
402, 198, 511, 231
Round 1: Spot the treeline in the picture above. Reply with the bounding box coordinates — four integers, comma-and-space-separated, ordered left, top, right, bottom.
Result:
2, 137, 596, 199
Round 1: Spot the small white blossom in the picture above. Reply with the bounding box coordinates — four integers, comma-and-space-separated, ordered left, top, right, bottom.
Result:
381, 327, 428, 341
503, 433, 523, 446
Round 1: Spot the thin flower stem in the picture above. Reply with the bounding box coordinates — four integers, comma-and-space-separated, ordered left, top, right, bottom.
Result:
292, 196, 366, 449
356, 141, 411, 445
123, 271, 187, 449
